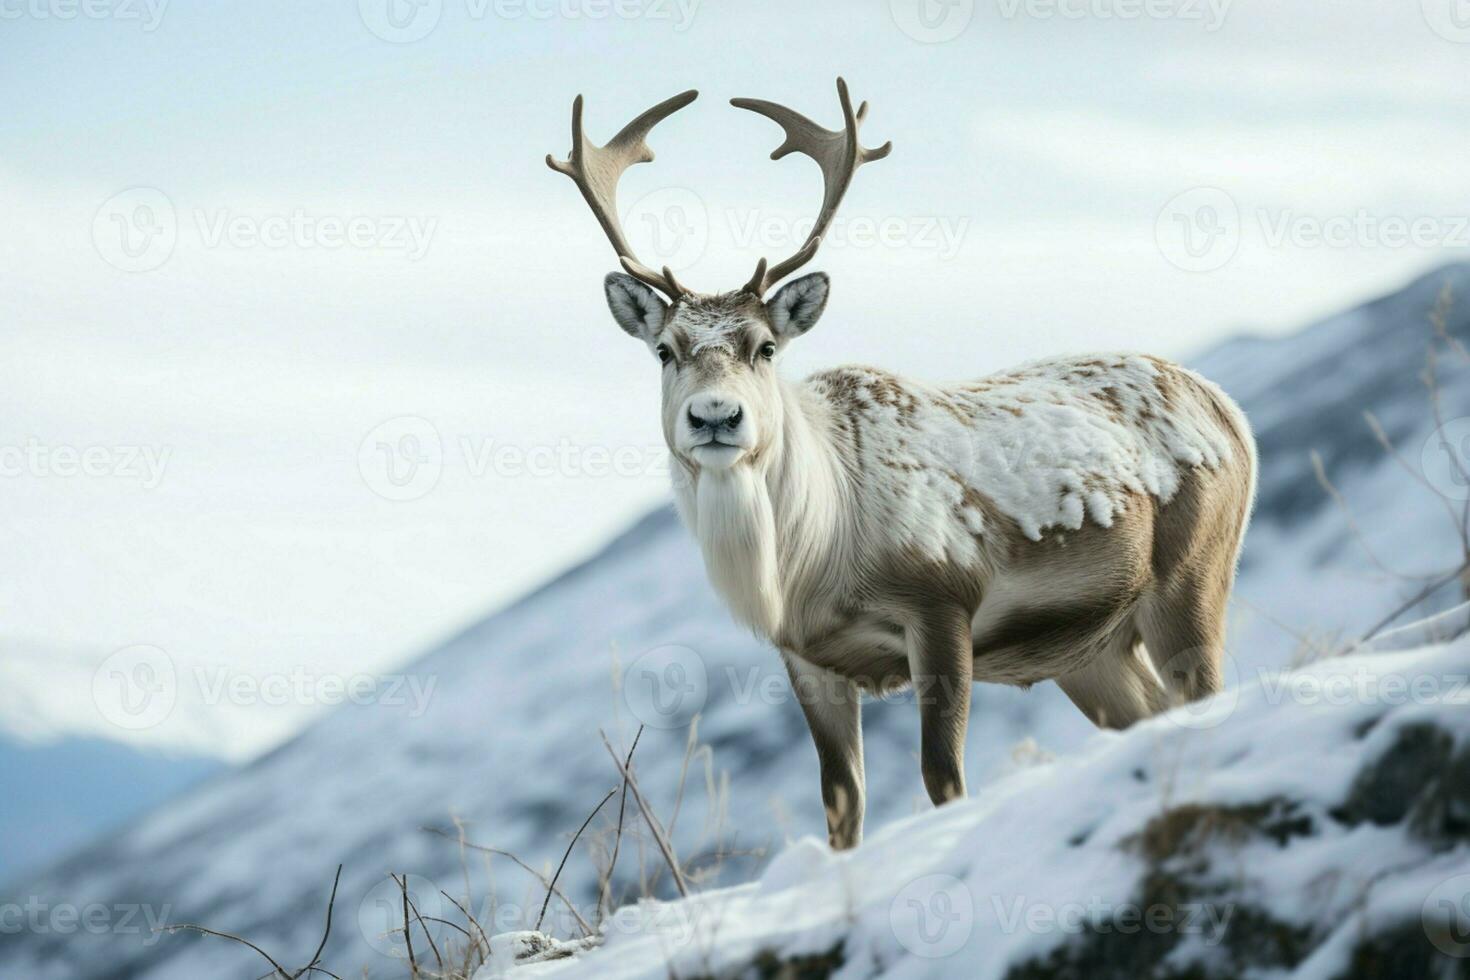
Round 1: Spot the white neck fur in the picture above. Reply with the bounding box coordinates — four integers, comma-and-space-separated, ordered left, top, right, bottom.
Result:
677, 381, 843, 641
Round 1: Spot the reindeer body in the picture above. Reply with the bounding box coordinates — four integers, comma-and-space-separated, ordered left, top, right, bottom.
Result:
662, 293, 1255, 846
679, 343, 1253, 685
549, 80, 1257, 848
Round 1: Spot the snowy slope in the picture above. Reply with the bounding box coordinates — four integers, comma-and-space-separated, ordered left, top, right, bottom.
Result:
3, 263, 1468, 980
491, 622, 1470, 980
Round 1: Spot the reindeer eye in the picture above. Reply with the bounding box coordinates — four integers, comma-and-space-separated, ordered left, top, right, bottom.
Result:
758, 341, 777, 361
656, 344, 673, 365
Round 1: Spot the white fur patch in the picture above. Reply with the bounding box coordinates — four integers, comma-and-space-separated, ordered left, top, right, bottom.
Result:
810, 354, 1239, 553
693, 467, 783, 636
679, 304, 742, 356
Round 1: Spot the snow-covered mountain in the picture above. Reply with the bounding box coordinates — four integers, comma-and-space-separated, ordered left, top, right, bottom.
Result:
1200, 262, 1470, 659
0, 733, 220, 889
3, 263, 1468, 980
0, 641, 223, 888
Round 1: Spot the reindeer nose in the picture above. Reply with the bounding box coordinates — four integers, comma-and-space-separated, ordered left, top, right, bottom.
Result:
687, 399, 743, 431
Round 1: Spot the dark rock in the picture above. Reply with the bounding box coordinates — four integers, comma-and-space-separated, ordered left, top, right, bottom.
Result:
1411, 744, 1470, 851
1341, 918, 1470, 980
1335, 724, 1455, 828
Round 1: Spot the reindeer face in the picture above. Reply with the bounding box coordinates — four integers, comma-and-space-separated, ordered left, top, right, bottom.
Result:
604, 272, 830, 472
551, 79, 884, 471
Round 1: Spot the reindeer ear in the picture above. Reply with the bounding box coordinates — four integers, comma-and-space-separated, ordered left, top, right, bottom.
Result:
766, 272, 829, 340
604, 273, 668, 342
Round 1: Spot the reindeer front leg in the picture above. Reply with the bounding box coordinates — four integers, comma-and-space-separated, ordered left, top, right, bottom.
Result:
908, 607, 973, 806
784, 654, 865, 850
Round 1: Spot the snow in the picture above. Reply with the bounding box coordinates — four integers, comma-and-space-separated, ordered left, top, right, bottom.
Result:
809, 353, 1240, 547
494, 632, 1470, 979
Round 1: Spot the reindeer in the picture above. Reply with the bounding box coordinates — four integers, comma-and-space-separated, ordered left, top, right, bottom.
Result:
548, 79, 1256, 850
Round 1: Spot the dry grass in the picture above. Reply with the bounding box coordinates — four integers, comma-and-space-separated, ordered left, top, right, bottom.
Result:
161, 718, 753, 979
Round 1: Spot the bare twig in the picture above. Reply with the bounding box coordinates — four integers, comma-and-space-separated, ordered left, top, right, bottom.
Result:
600, 729, 690, 898
422, 828, 594, 936
1359, 561, 1470, 644
440, 890, 492, 958
599, 724, 644, 922
395, 876, 444, 977
420, 915, 474, 944
537, 788, 615, 932
162, 924, 292, 979
162, 865, 344, 980
395, 875, 417, 977
411, 902, 444, 976
302, 865, 343, 979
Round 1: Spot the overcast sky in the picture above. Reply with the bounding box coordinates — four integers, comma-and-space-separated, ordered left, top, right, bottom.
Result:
2, 0, 1467, 757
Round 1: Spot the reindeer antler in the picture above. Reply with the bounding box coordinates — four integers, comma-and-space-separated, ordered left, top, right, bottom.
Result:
547, 89, 699, 301
731, 77, 892, 297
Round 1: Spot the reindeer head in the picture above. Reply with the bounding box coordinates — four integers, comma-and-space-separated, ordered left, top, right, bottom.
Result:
547, 79, 890, 473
